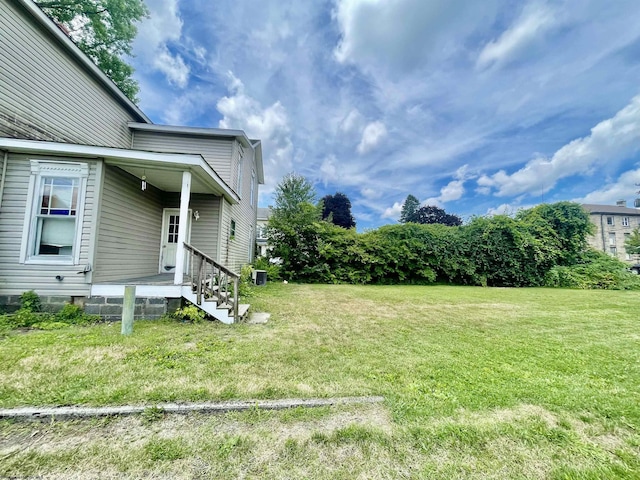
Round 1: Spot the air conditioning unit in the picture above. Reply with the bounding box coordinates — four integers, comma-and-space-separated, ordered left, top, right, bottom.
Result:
252, 270, 267, 286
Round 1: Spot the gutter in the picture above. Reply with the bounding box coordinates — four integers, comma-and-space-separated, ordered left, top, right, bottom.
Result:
0, 150, 7, 208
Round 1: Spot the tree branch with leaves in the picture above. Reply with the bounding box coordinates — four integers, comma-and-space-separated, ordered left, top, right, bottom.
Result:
36, 0, 148, 102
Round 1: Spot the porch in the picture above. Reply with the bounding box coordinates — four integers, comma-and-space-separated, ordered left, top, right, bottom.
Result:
90, 244, 248, 324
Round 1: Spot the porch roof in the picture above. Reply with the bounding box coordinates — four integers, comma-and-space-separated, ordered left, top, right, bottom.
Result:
0, 138, 239, 203
128, 122, 265, 184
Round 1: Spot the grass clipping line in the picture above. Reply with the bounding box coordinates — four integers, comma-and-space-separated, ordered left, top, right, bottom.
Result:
0, 396, 385, 421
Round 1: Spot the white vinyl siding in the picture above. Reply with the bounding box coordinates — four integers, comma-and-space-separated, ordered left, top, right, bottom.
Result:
162, 193, 222, 262
0, 154, 96, 296
220, 147, 259, 272
0, 0, 137, 148
131, 131, 235, 186
92, 165, 163, 282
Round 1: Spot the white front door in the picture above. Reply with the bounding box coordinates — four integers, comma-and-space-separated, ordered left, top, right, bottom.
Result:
160, 208, 191, 273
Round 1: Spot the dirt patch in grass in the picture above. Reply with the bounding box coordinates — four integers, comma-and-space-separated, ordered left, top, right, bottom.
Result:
0, 403, 395, 479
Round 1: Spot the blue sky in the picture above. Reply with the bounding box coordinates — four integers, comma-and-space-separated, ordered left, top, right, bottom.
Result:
130, 0, 640, 230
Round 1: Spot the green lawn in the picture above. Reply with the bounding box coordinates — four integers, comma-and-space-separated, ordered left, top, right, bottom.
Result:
1, 284, 639, 478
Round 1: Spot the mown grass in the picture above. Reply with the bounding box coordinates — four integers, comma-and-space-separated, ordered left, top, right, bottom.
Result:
1, 284, 639, 478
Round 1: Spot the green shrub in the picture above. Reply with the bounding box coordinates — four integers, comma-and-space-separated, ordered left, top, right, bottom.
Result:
54, 303, 99, 325
253, 256, 281, 281
172, 302, 206, 323
19, 290, 42, 312
12, 308, 46, 327
544, 250, 640, 290
1, 292, 99, 331
238, 264, 254, 297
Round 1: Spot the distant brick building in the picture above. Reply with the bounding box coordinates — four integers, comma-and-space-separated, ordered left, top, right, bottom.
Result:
582, 201, 640, 263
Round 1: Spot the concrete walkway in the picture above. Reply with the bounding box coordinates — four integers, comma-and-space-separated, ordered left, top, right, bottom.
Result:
0, 396, 385, 421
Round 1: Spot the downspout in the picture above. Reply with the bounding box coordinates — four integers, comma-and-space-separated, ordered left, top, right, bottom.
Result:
600, 214, 606, 252
0, 150, 8, 209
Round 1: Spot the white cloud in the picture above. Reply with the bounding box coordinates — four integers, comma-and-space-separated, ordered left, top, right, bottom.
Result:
578, 169, 640, 205
217, 73, 294, 189
361, 187, 382, 200
320, 155, 338, 184
135, 0, 192, 88
154, 46, 190, 88
477, 3, 559, 69
382, 201, 403, 220
423, 164, 472, 204
485, 202, 534, 216
479, 95, 640, 197
340, 109, 364, 134
357, 121, 387, 154
334, 0, 497, 73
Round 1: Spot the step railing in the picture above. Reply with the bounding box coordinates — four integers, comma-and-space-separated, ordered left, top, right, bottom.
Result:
183, 242, 239, 321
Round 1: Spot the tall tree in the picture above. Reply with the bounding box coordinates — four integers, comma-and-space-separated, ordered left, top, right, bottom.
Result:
36, 0, 148, 102
321, 192, 356, 229
409, 205, 462, 226
399, 194, 420, 223
516, 202, 593, 265
268, 173, 321, 278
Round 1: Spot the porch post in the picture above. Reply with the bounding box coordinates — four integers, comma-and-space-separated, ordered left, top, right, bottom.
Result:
174, 170, 191, 285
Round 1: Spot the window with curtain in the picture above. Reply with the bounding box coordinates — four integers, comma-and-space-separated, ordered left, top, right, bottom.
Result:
35, 177, 79, 255
23, 160, 88, 264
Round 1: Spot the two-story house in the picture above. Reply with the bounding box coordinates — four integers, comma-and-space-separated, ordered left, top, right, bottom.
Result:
0, 0, 263, 322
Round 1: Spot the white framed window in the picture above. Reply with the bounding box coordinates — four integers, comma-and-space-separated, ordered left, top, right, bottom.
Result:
622, 217, 630, 227
21, 160, 89, 265
607, 216, 614, 225
250, 170, 256, 208
609, 233, 616, 245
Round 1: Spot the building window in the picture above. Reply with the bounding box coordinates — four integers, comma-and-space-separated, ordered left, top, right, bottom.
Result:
622, 217, 630, 227
625, 233, 631, 260
22, 161, 89, 264
609, 233, 617, 256
250, 170, 256, 208
606, 216, 614, 225
230, 219, 236, 239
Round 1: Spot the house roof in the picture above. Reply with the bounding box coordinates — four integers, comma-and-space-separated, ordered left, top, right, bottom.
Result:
15, 0, 150, 124
0, 137, 240, 203
257, 207, 272, 220
582, 203, 640, 215
13, 0, 266, 187
128, 123, 265, 184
